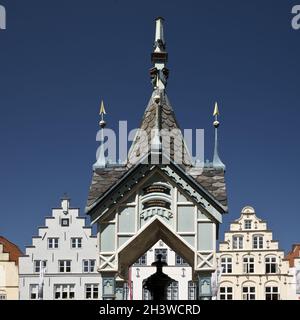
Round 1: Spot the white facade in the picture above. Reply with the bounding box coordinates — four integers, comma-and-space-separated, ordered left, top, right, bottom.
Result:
19, 198, 101, 300
285, 245, 300, 300
0, 241, 21, 300
130, 240, 195, 300
217, 206, 292, 300
288, 259, 300, 300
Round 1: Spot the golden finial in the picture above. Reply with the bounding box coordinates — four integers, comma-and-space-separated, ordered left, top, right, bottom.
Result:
213, 102, 220, 117
99, 100, 107, 129
213, 102, 220, 128
99, 100, 106, 115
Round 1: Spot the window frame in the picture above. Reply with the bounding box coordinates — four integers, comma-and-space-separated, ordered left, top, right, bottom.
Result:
175, 254, 188, 266
242, 286, 256, 300
188, 281, 197, 300
34, 260, 47, 273
29, 284, 39, 300
58, 260, 71, 273
265, 286, 279, 300
47, 237, 59, 249
71, 237, 82, 249
233, 235, 243, 249
83, 259, 96, 273
244, 220, 252, 230
154, 248, 168, 263
243, 256, 255, 274
265, 256, 277, 274
54, 284, 75, 300
220, 256, 233, 274
219, 286, 233, 300
85, 284, 99, 300
253, 235, 264, 249
134, 254, 147, 266
61, 218, 69, 227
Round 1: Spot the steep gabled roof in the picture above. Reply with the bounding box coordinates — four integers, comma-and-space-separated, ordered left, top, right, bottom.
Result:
0, 236, 23, 266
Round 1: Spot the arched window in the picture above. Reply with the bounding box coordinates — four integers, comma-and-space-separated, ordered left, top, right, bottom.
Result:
253, 235, 263, 249
242, 284, 256, 300
265, 256, 277, 274
219, 284, 233, 300
167, 281, 178, 300
265, 284, 279, 300
220, 256, 232, 274
142, 280, 151, 300
188, 281, 197, 300
243, 255, 255, 273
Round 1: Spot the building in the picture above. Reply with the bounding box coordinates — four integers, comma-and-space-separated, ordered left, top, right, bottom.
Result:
217, 206, 291, 300
0, 236, 23, 300
131, 241, 194, 300
19, 197, 102, 300
85, 17, 228, 300
285, 244, 300, 300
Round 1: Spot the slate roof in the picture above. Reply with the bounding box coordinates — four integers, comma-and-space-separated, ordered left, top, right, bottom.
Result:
127, 90, 192, 167
86, 163, 227, 212
86, 92, 227, 213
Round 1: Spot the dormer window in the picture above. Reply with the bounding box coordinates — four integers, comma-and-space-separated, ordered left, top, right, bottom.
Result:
244, 220, 252, 230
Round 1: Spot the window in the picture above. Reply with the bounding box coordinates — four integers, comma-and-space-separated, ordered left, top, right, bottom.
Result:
59, 260, 71, 273
244, 220, 252, 230
54, 284, 75, 300
85, 284, 99, 299
221, 256, 232, 274
265, 256, 277, 274
29, 285, 39, 300
71, 238, 82, 249
48, 238, 58, 249
167, 281, 178, 300
242, 286, 256, 300
0, 293, 7, 300
83, 259, 96, 273
265, 286, 279, 300
143, 287, 152, 300
176, 254, 187, 266
243, 256, 255, 273
188, 281, 197, 300
233, 236, 243, 249
61, 218, 69, 227
154, 249, 167, 263
253, 235, 263, 249
219, 287, 233, 300
134, 254, 147, 266
34, 260, 47, 273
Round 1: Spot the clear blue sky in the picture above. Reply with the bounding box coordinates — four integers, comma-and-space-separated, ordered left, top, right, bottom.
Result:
0, 0, 299, 253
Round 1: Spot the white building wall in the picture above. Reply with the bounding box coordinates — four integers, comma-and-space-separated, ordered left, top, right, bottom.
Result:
288, 257, 300, 300
0, 245, 19, 300
217, 206, 292, 300
131, 241, 194, 300
19, 199, 101, 300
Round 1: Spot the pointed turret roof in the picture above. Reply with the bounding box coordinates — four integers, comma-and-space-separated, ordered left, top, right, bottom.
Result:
86, 18, 227, 213
127, 90, 192, 167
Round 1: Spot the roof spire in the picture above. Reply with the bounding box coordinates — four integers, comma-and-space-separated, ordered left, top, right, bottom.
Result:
93, 100, 107, 170
150, 17, 169, 90
212, 102, 226, 170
